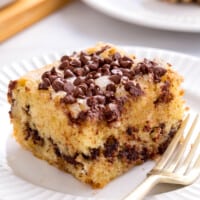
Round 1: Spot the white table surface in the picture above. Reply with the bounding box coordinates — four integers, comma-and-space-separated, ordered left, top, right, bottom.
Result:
0, 0, 200, 66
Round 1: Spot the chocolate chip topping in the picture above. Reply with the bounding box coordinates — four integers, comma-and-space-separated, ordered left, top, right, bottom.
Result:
103, 103, 120, 122
61, 95, 76, 104
38, 45, 169, 124
59, 61, 69, 70
124, 82, 144, 97
60, 55, 71, 62
134, 58, 167, 83
109, 75, 121, 84
52, 78, 64, 92
38, 78, 51, 90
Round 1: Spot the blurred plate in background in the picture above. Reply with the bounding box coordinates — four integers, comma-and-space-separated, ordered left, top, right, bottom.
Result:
82, 0, 200, 32
0, 0, 14, 7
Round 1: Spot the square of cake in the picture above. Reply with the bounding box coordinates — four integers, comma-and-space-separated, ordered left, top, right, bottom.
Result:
7, 43, 185, 188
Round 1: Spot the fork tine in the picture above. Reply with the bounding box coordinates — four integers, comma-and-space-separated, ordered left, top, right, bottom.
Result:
194, 155, 200, 169
187, 155, 200, 182
176, 131, 200, 175
165, 115, 199, 173
153, 114, 189, 171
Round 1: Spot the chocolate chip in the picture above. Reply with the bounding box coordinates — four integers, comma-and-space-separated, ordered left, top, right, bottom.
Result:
96, 95, 106, 104
102, 64, 110, 69
48, 75, 59, 83
94, 72, 101, 79
83, 65, 90, 74
70, 59, 81, 68
64, 69, 74, 78
62, 153, 81, 166
73, 68, 85, 76
25, 124, 44, 146
52, 78, 64, 92
88, 82, 95, 89
158, 124, 179, 155
63, 82, 74, 93
87, 96, 97, 107
61, 94, 76, 104
73, 77, 82, 86
154, 90, 173, 105
134, 59, 167, 83
85, 89, 93, 97
101, 67, 110, 75
110, 61, 120, 69
112, 52, 121, 60
92, 54, 100, 62
75, 111, 88, 123
109, 75, 121, 84
161, 81, 170, 92
88, 62, 98, 70
121, 76, 129, 84
119, 60, 132, 68
105, 91, 115, 103
93, 85, 101, 95
80, 52, 90, 65
82, 148, 100, 160
95, 45, 110, 55
104, 57, 112, 64
85, 78, 95, 86
106, 83, 116, 92
153, 67, 167, 83
79, 83, 88, 94
61, 55, 71, 62
126, 126, 139, 135
121, 68, 133, 79
90, 148, 100, 160
103, 136, 119, 157
59, 61, 69, 70
41, 71, 50, 80
143, 125, 151, 132
103, 103, 120, 122
23, 104, 30, 116
134, 62, 149, 75
118, 145, 139, 161
111, 68, 123, 76
73, 87, 85, 98
154, 81, 173, 105
119, 57, 133, 68
38, 78, 51, 90
124, 82, 144, 97
50, 67, 57, 75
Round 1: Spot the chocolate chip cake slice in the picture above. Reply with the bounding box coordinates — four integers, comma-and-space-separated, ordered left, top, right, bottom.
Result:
8, 43, 185, 188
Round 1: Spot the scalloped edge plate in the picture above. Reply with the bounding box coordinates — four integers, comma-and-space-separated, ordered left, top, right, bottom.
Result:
82, 0, 200, 32
0, 46, 200, 200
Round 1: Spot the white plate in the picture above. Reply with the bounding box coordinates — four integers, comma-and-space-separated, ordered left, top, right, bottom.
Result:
0, 47, 200, 200
82, 0, 200, 32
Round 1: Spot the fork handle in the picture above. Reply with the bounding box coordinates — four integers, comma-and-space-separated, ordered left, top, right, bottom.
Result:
123, 175, 161, 200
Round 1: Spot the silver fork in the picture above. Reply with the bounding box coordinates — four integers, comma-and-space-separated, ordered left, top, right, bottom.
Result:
123, 114, 200, 200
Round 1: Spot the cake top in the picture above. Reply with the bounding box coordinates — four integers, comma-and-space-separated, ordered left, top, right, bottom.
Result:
37, 43, 172, 124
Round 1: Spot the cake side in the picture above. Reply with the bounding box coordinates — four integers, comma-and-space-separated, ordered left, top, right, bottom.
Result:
8, 43, 185, 188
